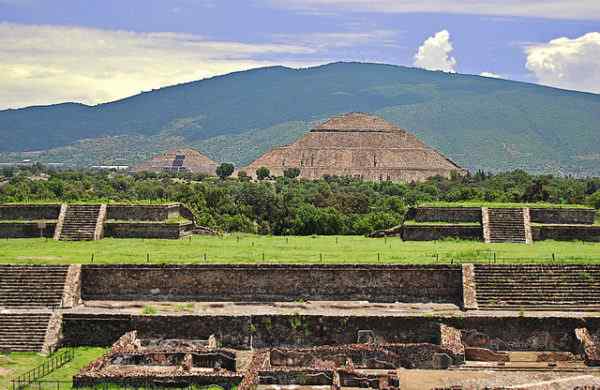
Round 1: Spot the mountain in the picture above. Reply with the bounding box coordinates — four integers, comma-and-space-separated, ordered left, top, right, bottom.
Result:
1, 62, 600, 176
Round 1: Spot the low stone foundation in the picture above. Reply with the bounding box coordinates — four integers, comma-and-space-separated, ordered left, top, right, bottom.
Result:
532, 225, 600, 242
104, 222, 194, 239
0, 222, 56, 238
411, 207, 482, 223
401, 225, 482, 241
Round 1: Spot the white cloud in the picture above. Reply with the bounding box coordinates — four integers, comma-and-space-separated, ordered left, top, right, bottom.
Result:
0, 23, 317, 109
480, 72, 502, 78
525, 32, 600, 93
413, 30, 456, 72
268, 0, 600, 20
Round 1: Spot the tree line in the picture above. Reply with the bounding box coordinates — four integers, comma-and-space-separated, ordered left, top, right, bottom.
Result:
1, 164, 599, 235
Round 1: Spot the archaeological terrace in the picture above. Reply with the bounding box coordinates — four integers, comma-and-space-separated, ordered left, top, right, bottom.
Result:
4, 263, 600, 388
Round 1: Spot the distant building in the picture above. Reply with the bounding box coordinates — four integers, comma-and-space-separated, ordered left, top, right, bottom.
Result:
90, 165, 129, 171
242, 112, 466, 182
130, 148, 218, 175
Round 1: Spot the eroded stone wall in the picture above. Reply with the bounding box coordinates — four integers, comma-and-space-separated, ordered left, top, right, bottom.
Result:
530, 208, 596, 225
401, 225, 482, 241
532, 225, 600, 242
106, 204, 181, 221
104, 222, 193, 239
0, 204, 61, 220
412, 208, 482, 223
61, 314, 444, 348
80, 265, 463, 304
0, 222, 56, 238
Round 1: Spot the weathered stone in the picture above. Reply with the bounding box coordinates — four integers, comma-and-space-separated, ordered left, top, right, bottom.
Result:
432, 353, 452, 369
440, 324, 465, 363
575, 328, 600, 366
465, 347, 509, 362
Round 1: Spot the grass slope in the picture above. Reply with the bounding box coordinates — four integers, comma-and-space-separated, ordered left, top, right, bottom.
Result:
1, 62, 600, 175
0, 235, 599, 264
0, 348, 106, 389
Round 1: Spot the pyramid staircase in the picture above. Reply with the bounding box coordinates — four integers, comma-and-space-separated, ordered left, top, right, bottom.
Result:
474, 265, 600, 310
484, 208, 531, 244
0, 313, 52, 352
56, 204, 105, 241
0, 265, 69, 308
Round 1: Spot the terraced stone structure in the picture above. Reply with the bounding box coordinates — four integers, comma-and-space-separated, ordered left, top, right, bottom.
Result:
4, 264, 600, 388
0, 203, 198, 240
377, 205, 598, 243
243, 113, 466, 182
131, 148, 218, 175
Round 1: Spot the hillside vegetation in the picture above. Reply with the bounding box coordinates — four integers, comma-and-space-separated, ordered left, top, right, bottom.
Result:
1, 62, 600, 175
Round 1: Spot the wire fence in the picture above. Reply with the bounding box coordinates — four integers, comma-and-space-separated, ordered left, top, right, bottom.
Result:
11, 349, 75, 390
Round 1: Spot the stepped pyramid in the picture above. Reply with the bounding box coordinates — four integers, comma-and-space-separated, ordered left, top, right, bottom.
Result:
131, 148, 218, 175
243, 113, 466, 182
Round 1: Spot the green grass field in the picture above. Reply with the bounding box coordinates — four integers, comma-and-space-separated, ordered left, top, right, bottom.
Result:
0, 234, 599, 264
0, 348, 106, 389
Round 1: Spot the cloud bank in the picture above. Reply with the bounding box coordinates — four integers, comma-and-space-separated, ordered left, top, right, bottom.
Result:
414, 30, 456, 72
268, 0, 600, 20
526, 32, 600, 93
0, 23, 315, 110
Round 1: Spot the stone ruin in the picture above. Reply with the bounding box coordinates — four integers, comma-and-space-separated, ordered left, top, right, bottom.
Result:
74, 327, 467, 389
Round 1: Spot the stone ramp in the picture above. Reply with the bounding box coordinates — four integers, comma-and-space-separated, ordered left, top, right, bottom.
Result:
0, 265, 69, 308
486, 208, 528, 244
58, 204, 104, 241
474, 265, 600, 310
0, 312, 52, 352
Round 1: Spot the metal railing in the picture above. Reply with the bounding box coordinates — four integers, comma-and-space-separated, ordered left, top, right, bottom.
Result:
11, 349, 75, 390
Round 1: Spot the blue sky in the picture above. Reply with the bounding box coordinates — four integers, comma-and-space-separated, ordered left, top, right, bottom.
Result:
1, 0, 599, 109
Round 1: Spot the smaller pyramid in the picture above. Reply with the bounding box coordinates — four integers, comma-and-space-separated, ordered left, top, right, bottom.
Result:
131, 148, 218, 175
243, 113, 466, 182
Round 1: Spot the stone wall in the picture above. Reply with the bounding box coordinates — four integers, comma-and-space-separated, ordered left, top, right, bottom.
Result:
532, 226, 600, 242
402, 225, 482, 241
80, 265, 463, 305
104, 222, 193, 239
61, 313, 592, 352
0, 204, 61, 220
454, 317, 585, 352
0, 222, 56, 238
61, 314, 444, 348
530, 208, 596, 225
411, 207, 482, 223
106, 204, 181, 221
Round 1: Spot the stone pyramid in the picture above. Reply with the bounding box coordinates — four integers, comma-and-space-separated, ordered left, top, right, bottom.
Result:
243, 112, 466, 182
131, 148, 218, 175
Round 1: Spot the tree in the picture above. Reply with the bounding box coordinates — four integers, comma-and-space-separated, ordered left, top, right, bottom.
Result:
256, 167, 270, 181
284, 167, 301, 179
588, 190, 600, 210
216, 163, 234, 180
237, 170, 250, 181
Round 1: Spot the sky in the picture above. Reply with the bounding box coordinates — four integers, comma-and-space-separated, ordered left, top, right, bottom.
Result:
0, 0, 599, 109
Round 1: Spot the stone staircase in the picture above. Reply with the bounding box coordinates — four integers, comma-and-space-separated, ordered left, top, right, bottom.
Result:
0, 265, 69, 308
0, 313, 52, 352
485, 208, 528, 244
475, 265, 600, 310
57, 204, 104, 241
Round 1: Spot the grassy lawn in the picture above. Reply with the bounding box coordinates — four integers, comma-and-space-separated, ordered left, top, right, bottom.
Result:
0, 348, 106, 389
0, 235, 599, 264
